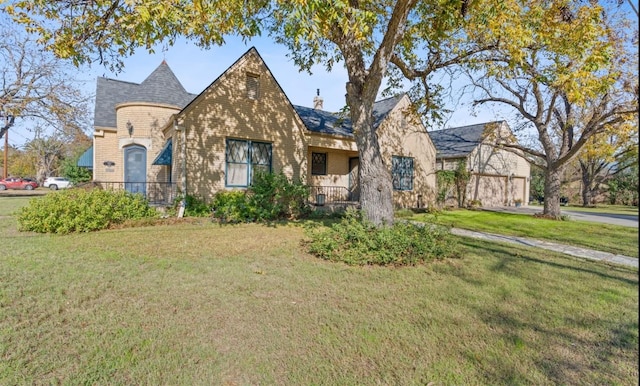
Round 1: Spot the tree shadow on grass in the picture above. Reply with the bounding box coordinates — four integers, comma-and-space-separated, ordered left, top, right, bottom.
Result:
447, 238, 639, 383
467, 304, 638, 384
457, 238, 638, 286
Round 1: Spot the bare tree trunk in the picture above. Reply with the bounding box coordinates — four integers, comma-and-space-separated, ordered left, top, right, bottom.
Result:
543, 164, 565, 219
580, 163, 594, 207
357, 140, 395, 226
349, 97, 395, 227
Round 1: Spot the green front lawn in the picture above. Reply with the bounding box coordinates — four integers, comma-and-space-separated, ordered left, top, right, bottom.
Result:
414, 209, 639, 258
562, 204, 639, 216
1, 210, 638, 384
528, 202, 639, 216
0, 196, 34, 216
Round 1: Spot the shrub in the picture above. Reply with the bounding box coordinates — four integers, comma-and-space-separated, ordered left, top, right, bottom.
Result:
17, 189, 157, 234
211, 191, 255, 223
249, 171, 310, 221
467, 199, 482, 208
60, 157, 92, 184
395, 208, 415, 218
211, 172, 310, 223
173, 194, 212, 217
306, 209, 459, 266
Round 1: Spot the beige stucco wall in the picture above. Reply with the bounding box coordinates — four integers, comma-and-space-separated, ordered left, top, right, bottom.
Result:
466, 123, 530, 205
376, 95, 437, 208
306, 133, 358, 152
174, 49, 308, 202
307, 147, 358, 188
468, 143, 530, 179
93, 103, 180, 184
93, 128, 120, 181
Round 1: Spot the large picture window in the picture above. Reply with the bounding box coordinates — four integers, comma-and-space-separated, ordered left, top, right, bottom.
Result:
226, 139, 272, 187
392, 156, 414, 191
311, 152, 327, 175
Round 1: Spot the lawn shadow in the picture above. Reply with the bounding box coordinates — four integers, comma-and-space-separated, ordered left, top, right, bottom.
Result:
470, 304, 638, 384
449, 238, 638, 383
457, 238, 639, 286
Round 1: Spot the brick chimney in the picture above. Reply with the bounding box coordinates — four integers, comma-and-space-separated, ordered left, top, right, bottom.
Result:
313, 88, 324, 110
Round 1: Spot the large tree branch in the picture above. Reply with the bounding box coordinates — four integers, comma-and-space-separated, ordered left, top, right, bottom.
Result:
389, 43, 498, 80
366, 0, 416, 101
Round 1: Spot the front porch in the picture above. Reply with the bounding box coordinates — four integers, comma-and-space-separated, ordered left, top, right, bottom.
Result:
309, 185, 359, 210
307, 146, 360, 210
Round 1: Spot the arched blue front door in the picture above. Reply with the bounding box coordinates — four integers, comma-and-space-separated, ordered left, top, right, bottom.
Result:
124, 145, 147, 195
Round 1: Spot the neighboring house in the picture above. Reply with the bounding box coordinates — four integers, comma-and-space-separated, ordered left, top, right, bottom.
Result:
85, 47, 438, 209
429, 121, 531, 207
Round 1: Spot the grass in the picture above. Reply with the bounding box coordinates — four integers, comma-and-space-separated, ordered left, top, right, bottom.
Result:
0, 198, 638, 385
0, 196, 34, 216
415, 209, 639, 258
562, 204, 638, 216
527, 202, 638, 216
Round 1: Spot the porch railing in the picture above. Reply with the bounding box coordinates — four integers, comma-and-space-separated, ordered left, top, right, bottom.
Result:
93, 181, 177, 206
309, 186, 359, 206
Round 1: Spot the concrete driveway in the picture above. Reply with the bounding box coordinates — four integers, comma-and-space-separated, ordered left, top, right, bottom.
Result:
484, 205, 639, 228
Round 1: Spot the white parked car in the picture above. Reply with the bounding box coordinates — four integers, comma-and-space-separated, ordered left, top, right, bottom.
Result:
43, 177, 73, 190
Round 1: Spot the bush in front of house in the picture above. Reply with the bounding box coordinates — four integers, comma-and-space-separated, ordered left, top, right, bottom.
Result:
211, 190, 255, 223
249, 171, 310, 221
17, 189, 157, 234
211, 172, 310, 223
171, 194, 213, 217
305, 209, 459, 266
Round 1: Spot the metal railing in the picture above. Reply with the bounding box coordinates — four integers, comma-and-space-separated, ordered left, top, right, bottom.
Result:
309, 186, 359, 207
94, 181, 177, 205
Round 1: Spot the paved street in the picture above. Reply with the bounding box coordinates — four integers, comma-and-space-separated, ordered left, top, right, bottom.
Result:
484, 205, 638, 228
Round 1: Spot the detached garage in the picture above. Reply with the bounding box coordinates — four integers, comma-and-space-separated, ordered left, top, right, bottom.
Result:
469, 175, 507, 207
429, 121, 530, 207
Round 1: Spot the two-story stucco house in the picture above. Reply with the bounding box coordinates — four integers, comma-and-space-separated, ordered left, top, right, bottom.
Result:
429, 121, 531, 207
85, 47, 438, 209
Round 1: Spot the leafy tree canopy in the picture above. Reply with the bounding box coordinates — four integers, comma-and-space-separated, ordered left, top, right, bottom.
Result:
5, 0, 631, 224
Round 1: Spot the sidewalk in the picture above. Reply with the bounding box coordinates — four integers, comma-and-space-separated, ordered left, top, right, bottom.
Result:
452, 228, 638, 269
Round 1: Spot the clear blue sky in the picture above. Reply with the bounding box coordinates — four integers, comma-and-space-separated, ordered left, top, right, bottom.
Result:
6, 35, 500, 149
83, 35, 501, 126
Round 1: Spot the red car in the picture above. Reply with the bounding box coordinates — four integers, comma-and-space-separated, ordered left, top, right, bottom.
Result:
0, 177, 39, 190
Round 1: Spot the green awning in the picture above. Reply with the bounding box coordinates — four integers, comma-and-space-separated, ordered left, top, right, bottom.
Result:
152, 139, 172, 165
77, 146, 93, 168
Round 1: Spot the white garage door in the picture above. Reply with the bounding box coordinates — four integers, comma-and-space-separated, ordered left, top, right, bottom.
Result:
469, 175, 507, 207
510, 177, 526, 204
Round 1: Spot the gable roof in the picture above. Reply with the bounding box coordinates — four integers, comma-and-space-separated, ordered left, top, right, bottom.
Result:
293, 94, 405, 137
429, 121, 504, 159
94, 61, 197, 128
179, 47, 298, 118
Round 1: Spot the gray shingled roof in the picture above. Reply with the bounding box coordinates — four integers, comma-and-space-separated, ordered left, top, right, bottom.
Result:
428, 122, 500, 158
293, 94, 404, 136
93, 61, 197, 128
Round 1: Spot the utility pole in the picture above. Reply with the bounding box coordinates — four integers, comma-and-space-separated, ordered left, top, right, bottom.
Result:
3, 129, 7, 179
1, 112, 16, 179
